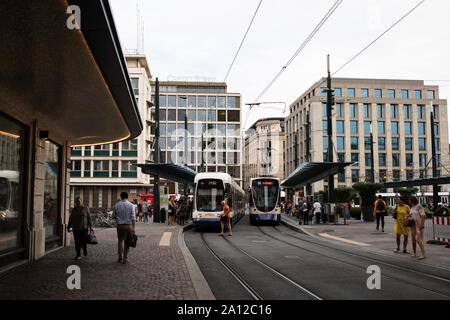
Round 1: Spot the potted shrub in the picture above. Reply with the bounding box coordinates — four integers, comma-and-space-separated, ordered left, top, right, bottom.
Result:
350, 206, 362, 220
352, 182, 383, 222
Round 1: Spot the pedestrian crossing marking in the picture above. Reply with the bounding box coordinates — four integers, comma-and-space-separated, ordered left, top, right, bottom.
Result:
159, 232, 172, 246
318, 233, 370, 247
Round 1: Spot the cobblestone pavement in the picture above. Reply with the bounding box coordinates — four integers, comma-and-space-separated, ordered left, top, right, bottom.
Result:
0, 221, 197, 300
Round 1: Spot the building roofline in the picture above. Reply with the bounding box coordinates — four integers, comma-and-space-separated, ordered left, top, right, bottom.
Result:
125, 54, 152, 79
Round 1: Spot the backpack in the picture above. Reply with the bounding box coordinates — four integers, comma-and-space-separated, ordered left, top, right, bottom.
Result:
376, 200, 385, 211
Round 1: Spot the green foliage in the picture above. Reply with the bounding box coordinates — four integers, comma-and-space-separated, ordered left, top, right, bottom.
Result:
350, 206, 361, 219
352, 182, 383, 207
434, 206, 450, 217
424, 208, 433, 219
314, 190, 329, 203
397, 187, 419, 200
333, 187, 357, 204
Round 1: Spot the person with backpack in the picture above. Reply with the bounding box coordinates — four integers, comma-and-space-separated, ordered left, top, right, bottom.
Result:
373, 195, 387, 232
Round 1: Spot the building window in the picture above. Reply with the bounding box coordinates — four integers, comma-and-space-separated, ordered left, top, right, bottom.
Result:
427, 90, 435, 99
393, 170, 400, 181
406, 153, 413, 167
378, 137, 385, 150
365, 153, 372, 166
337, 153, 345, 162
218, 96, 226, 108
418, 122, 425, 135
361, 88, 369, 97
323, 136, 328, 150
0, 113, 26, 252
379, 154, 386, 166
84, 160, 91, 177
418, 138, 426, 151
364, 137, 371, 150
417, 105, 423, 119
208, 96, 216, 108
188, 109, 196, 121
392, 154, 400, 167
392, 137, 399, 150
227, 110, 240, 122
336, 120, 344, 134
364, 104, 370, 118
350, 103, 356, 118
121, 160, 137, 177
178, 95, 186, 107
401, 89, 408, 99
378, 121, 385, 135
188, 96, 196, 107
379, 170, 387, 182
337, 137, 345, 150
434, 123, 439, 135
405, 138, 413, 150
404, 105, 410, 119
131, 78, 139, 95
433, 105, 439, 119
388, 89, 395, 98
338, 171, 345, 183
198, 96, 206, 108
391, 122, 398, 135
351, 153, 359, 162
419, 154, 427, 167
364, 121, 371, 134
336, 104, 343, 117
351, 137, 358, 150
178, 109, 186, 121
352, 169, 359, 182
434, 138, 440, 151
168, 95, 176, 107
227, 96, 237, 108
159, 95, 166, 107
377, 104, 383, 118
323, 103, 327, 116
334, 88, 342, 97
322, 120, 328, 133
414, 90, 422, 99
43, 140, 61, 239
374, 89, 382, 98
323, 152, 328, 162
404, 122, 412, 135
348, 88, 355, 97
391, 104, 397, 118
167, 109, 176, 121
350, 121, 358, 134
320, 87, 327, 97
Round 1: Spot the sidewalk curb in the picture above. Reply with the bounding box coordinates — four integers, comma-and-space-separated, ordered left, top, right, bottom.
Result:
280, 217, 314, 238
178, 225, 215, 300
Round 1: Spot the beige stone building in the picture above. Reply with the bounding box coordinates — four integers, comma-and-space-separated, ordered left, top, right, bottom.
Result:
244, 118, 285, 192
69, 54, 153, 208
285, 78, 449, 200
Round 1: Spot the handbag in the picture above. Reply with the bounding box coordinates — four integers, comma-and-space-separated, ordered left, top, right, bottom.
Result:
125, 231, 138, 248
403, 216, 415, 228
87, 229, 98, 245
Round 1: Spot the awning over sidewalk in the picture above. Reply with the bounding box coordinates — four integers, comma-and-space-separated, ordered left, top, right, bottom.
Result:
281, 162, 354, 187
136, 163, 197, 184
383, 175, 450, 188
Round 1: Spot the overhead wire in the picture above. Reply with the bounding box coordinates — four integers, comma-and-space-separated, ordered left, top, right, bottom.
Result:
223, 0, 264, 83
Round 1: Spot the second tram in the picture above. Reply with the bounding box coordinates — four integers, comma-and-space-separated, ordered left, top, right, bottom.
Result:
248, 177, 281, 225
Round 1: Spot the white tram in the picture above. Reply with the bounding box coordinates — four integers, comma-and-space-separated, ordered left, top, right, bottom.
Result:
193, 173, 245, 228
248, 177, 281, 225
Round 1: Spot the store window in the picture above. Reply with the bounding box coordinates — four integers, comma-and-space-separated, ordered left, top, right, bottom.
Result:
43, 140, 60, 239
0, 113, 25, 252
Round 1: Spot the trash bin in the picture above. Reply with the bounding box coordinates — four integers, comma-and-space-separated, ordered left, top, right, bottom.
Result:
160, 208, 166, 223
153, 210, 160, 223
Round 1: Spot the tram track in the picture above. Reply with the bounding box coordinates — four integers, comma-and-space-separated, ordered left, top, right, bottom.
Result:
200, 232, 322, 300
255, 225, 450, 299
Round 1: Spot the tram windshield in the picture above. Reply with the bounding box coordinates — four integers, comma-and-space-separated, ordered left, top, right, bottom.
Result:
251, 179, 279, 212
196, 179, 224, 212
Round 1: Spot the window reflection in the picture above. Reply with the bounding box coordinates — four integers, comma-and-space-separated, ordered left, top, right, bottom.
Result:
43, 140, 60, 239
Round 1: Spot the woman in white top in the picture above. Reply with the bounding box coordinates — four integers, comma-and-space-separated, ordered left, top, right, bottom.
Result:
313, 200, 321, 224
408, 196, 426, 259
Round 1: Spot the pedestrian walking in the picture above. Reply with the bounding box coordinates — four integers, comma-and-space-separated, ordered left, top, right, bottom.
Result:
137, 201, 143, 222
219, 200, 232, 236
373, 195, 387, 232
313, 199, 321, 224
168, 198, 175, 226
301, 199, 309, 225
142, 200, 149, 223
67, 197, 92, 260
393, 196, 410, 254
409, 196, 427, 260
112, 192, 136, 264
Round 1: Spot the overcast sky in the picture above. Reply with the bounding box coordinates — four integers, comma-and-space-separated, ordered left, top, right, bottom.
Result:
110, 0, 450, 131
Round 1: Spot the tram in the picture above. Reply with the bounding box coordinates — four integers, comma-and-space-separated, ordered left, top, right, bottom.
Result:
248, 177, 281, 225
193, 172, 245, 228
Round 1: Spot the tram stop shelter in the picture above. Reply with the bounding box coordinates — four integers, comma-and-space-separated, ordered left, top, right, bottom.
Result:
135, 163, 197, 185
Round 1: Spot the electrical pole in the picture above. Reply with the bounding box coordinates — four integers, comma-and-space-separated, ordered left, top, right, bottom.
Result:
431, 111, 439, 209
326, 55, 335, 203
184, 113, 189, 195
153, 78, 160, 222
370, 128, 375, 183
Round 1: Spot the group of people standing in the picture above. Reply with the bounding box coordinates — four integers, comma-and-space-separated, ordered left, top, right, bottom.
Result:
281, 198, 322, 225
168, 197, 193, 226
132, 199, 151, 223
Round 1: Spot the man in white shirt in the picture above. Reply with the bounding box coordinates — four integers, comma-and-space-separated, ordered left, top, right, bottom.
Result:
112, 192, 136, 264
313, 200, 322, 224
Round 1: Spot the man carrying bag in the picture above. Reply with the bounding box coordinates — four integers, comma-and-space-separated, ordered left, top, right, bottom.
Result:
112, 192, 136, 264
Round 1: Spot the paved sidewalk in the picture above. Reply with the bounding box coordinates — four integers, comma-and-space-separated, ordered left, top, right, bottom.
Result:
0, 220, 214, 300
281, 213, 450, 270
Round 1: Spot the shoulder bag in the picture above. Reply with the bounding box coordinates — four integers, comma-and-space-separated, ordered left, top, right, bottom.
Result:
87, 228, 98, 245
126, 231, 138, 248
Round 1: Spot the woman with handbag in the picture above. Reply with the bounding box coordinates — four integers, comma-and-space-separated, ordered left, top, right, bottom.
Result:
68, 197, 93, 260
408, 196, 427, 259
393, 196, 410, 254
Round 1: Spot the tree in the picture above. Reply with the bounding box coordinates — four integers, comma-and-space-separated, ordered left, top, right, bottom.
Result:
352, 182, 383, 222
333, 187, 357, 204
314, 190, 328, 203
396, 187, 419, 200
